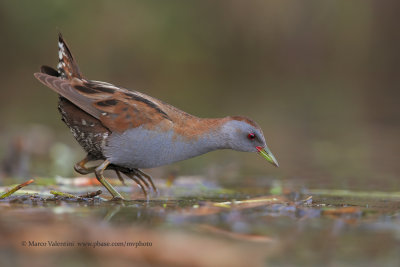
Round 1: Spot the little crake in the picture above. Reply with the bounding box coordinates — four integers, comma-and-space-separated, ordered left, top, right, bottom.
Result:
34, 34, 278, 199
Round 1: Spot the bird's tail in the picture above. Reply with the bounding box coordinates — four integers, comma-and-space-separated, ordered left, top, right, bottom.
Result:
56, 33, 83, 80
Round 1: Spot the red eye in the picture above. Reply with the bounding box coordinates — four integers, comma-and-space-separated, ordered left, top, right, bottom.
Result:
248, 133, 255, 140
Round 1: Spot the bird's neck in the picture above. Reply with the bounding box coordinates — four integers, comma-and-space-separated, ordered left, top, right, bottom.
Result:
179, 117, 232, 151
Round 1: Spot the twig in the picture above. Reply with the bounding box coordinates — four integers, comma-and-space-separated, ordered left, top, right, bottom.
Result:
50, 190, 80, 199
0, 179, 35, 199
79, 190, 102, 198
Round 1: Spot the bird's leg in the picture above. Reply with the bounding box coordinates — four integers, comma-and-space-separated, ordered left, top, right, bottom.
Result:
75, 157, 127, 186
115, 170, 127, 186
123, 172, 148, 198
74, 156, 97, 175
136, 169, 158, 193
95, 160, 123, 200
133, 171, 151, 190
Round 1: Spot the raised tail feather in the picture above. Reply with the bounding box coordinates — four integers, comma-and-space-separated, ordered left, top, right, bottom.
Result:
56, 33, 83, 79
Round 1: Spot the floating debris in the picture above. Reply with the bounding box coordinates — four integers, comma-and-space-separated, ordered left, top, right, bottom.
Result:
79, 190, 102, 198
50, 190, 80, 199
0, 179, 34, 199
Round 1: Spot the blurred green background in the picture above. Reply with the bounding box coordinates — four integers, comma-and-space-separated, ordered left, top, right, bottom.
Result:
0, 0, 399, 190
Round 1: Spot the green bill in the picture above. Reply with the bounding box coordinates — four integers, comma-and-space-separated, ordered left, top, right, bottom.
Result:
257, 146, 279, 167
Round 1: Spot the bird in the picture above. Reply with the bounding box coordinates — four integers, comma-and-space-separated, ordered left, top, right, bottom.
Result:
34, 33, 279, 200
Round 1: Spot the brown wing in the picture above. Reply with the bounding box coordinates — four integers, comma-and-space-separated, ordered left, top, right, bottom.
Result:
34, 73, 171, 132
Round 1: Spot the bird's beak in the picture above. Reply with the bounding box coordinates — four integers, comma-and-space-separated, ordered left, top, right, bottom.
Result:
256, 146, 279, 167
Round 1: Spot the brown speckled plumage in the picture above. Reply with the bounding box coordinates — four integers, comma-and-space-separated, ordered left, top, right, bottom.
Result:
58, 97, 109, 159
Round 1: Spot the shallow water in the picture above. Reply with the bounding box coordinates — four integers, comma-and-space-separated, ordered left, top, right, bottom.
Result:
1, 179, 400, 267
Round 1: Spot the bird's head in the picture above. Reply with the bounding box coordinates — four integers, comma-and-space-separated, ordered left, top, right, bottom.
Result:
220, 116, 279, 167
